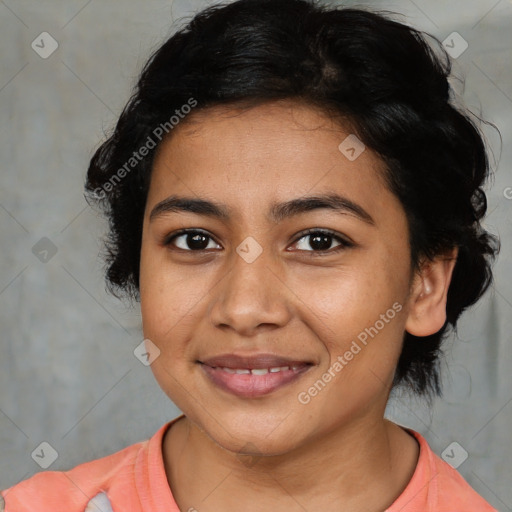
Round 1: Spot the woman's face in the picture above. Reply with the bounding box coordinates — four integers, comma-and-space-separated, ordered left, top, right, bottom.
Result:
139, 100, 419, 455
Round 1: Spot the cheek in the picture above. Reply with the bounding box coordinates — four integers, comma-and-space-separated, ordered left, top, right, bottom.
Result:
140, 243, 201, 339
293, 258, 408, 391
293, 261, 404, 338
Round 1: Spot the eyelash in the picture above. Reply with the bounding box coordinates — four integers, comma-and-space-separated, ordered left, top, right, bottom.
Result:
163, 228, 354, 256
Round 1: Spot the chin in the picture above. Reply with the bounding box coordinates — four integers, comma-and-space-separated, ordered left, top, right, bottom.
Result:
193, 409, 307, 457
220, 431, 302, 458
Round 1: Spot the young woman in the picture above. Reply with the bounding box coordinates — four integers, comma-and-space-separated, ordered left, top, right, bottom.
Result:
1, 0, 500, 510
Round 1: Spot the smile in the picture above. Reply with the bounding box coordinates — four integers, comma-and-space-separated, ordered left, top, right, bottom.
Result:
198, 354, 313, 398
215, 365, 302, 374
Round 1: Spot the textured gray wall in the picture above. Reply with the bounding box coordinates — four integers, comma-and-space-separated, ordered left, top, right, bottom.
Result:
0, 0, 510, 509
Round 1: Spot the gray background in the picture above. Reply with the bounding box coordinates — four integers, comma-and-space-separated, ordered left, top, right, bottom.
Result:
0, 0, 510, 509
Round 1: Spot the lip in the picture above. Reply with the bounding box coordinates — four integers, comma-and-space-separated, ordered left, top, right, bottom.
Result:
201, 353, 312, 370
199, 353, 313, 398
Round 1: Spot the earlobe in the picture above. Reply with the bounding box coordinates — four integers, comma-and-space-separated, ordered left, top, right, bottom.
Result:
405, 248, 458, 337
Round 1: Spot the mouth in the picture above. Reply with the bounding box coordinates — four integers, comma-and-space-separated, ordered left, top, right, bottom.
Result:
198, 353, 314, 398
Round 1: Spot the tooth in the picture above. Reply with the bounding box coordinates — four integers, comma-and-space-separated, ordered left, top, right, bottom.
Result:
291, 366, 300, 371
251, 368, 269, 375
269, 367, 281, 373
235, 369, 251, 374
222, 367, 236, 374
280, 366, 290, 371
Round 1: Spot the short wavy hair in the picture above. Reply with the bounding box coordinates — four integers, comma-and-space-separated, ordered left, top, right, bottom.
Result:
84, 0, 500, 398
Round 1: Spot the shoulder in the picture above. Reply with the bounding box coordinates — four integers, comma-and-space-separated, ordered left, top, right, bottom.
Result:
0, 438, 145, 512
427, 442, 497, 511
407, 429, 497, 512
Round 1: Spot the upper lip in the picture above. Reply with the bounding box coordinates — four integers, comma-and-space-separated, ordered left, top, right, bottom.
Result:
200, 353, 313, 370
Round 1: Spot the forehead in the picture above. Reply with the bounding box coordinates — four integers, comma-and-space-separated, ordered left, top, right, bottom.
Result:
148, 100, 394, 221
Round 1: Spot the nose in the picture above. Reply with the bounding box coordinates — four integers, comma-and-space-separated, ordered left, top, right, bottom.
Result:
208, 245, 293, 337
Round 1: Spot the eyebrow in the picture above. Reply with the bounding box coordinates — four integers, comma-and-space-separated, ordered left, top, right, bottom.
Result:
149, 193, 375, 226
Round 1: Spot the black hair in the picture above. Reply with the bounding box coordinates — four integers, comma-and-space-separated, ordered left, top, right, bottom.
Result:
84, 0, 500, 398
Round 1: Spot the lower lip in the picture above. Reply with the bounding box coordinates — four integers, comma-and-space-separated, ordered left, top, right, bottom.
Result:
200, 364, 311, 398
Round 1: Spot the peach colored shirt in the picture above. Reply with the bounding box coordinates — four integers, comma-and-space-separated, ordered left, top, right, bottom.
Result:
1, 415, 497, 511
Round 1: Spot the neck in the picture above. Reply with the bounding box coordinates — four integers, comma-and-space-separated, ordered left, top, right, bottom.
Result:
163, 413, 419, 512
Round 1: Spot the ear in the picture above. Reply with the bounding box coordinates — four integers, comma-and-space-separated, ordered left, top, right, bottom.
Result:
405, 248, 458, 337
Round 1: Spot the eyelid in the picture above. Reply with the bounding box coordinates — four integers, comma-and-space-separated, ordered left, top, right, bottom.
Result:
292, 228, 356, 255
290, 228, 354, 248
163, 228, 221, 248
163, 227, 354, 253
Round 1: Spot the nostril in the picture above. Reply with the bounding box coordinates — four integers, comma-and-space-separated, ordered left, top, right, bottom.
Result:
85, 491, 114, 512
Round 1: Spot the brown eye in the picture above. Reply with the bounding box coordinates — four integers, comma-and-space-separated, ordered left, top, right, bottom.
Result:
291, 229, 353, 255
164, 229, 221, 251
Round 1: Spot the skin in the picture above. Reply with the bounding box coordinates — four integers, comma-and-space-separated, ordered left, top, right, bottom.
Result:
139, 99, 458, 512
